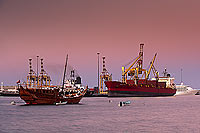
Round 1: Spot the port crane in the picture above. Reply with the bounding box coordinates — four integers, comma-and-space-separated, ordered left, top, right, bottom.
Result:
121, 44, 160, 83
27, 58, 37, 87
145, 53, 159, 80
27, 57, 51, 88
99, 56, 112, 94
122, 44, 147, 82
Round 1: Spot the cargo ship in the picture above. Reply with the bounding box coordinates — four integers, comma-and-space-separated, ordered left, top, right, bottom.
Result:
18, 55, 86, 105
105, 44, 176, 97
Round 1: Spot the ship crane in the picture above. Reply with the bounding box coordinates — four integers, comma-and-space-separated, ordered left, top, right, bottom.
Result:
27, 57, 51, 88
99, 56, 112, 94
145, 53, 159, 80
27, 58, 37, 88
38, 58, 51, 87
104, 43, 176, 97
151, 64, 159, 79
122, 44, 147, 83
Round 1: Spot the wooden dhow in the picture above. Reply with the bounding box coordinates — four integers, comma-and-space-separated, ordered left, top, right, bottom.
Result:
18, 55, 86, 105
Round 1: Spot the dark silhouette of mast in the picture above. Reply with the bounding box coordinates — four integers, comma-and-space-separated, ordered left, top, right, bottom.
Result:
181, 68, 183, 83
62, 55, 68, 90
36, 55, 39, 87
97, 52, 100, 92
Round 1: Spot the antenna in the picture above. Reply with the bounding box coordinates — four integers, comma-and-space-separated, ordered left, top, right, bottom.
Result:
181, 68, 183, 83
97, 52, 100, 90
36, 56, 39, 86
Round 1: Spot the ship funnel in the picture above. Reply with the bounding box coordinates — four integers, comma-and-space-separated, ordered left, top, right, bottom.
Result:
75, 76, 81, 84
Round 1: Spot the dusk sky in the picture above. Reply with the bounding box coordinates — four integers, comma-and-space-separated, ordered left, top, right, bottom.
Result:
1, 0, 200, 88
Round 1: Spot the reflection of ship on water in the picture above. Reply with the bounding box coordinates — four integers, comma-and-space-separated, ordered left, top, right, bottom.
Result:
0, 82, 19, 96
18, 55, 86, 105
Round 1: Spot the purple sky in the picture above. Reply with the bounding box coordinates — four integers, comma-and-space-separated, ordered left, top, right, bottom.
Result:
1, 0, 200, 88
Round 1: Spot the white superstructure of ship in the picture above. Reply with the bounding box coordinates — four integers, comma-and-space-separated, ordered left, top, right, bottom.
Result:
175, 82, 198, 96
0, 82, 19, 96
61, 69, 85, 97
175, 69, 198, 96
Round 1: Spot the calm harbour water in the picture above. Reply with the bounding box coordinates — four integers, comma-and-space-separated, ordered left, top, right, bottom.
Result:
0, 95, 200, 133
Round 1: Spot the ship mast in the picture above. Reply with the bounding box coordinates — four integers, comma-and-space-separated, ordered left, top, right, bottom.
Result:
181, 68, 183, 84
62, 55, 68, 90
36, 55, 39, 87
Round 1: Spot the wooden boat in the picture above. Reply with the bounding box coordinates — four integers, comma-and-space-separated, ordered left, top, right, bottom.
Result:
18, 55, 87, 105
18, 86, 86, 105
